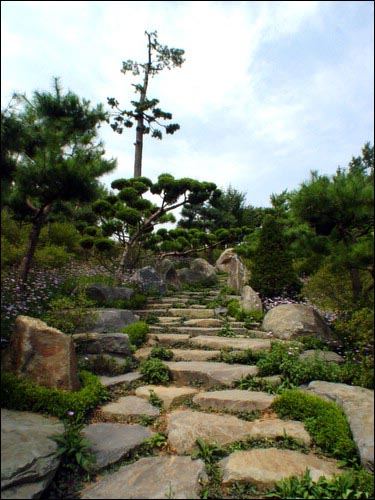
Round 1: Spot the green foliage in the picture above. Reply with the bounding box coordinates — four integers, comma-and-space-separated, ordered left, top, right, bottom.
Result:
102, 293, 147, 310
49, 411, 96, 472
149, 345, 173, 361
1, 370, 108, 421
148, 389, 164, 408
121, 321, 149, 348
250, 214, 302, 298
334, 308, 374, 357
78, 354, 137, 376
272, 390, 356, 459
191, 437, 226, 464
34, 244, 71, 268
298, 336, 328, 350
42, 292, 97, 334
139, 358, 171, 384
268, 467, 374, 499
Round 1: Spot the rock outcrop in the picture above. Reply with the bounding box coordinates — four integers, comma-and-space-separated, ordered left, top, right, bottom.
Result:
262, 304, 333, 341
1, 409, 64, 499
2, 316, 80, 391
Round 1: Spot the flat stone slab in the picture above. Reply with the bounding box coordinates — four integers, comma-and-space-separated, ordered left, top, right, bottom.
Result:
133, 347, 152, 360
169, 308, 216, 319
249, 418, 311, 445
164, 361, 259, 388
171, 349, 221, 361
83, 423, 153, 471
157, 316, 181, 323
1, 409, 64, 499
193, 390, 276, 413
135, 385, 199, 410
167, 410, 253, 454
219, 448, 341, 488
100, 396, 160, 420
183, 318, 223, 327
174, 326, 248, 336
99, 371, 143, 387
147, 333, 191, 346
303, 381, 374, 472
81, 456, 207, 499
190, 336, 272, 352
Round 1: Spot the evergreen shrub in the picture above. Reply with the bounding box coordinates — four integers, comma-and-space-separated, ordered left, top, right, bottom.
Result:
1, 370, 108, 421
121, 321, 149, 348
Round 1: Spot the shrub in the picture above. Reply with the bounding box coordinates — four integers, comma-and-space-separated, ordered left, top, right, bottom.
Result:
78, 354, 137, 376
42, 292, 97, 334
1, 370, 108, 421
139, 358, 171, 384
34, 244, 71, 268
104, 294, 147, 310
149, 346, 173, 361
121, 321, 149, 348
272, 390, 356, 459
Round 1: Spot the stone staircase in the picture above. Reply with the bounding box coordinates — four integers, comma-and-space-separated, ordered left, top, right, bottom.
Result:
77, 275, 370, 499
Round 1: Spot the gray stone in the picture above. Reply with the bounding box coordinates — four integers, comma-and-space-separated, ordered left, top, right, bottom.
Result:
193, 390, 276, 413
1, 315, 80, 391
164, 361, 259, 388
240, 285, 263, 313
190, 335, 272, 352
99, 371, 143, 387
1, 409, 64, 499
147, 333, 191, 346
100, 395, 160, 420
219, 448, 341, 488
262, 304, 334, 341
227, 254, 250, 293
183, 318, 223, 327
81, 309, 139, 333
132, 266, 167, 295
83, 423, 153, 471
249, 418, 311, 445
298, 349, 345, 364
169, 308, 216, 319
83, 283, 134, 305
81, 456, 207, 499
135, 385, 199, 410
303, 381, 374, 472
73, 332, 131, 355
167, 410, 253, 454
190, 258, 218, 285
155, 258, 181, 288
171, 349, 221, 361
215, 248, 236, 273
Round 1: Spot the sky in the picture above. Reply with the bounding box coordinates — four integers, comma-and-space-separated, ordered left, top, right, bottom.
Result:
1, 0, 374, 208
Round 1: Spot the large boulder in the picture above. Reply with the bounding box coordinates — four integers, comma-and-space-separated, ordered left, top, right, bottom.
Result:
215, 248, 236, 272
72, 332, 132, 355
261, 304, 333, 341
227, 254, 250, 293
240, 285, 263, 313
2, 316, 81, 391
78, 309, 139, 333
82, 283, 134, 305
1, 409, 64, 499
132, 266, 167, 294
155, 258, 181, 288
176, 258, 217, 286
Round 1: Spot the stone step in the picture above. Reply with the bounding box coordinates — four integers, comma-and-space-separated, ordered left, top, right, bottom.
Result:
99, 371, 143, 388
80, 456, 206, 500
135, 385, 199, 410
219, 448, 342, 489
99, 395, 160, 421
134, 347, 221, 362
164, 360, 259, 388
192, 389, 276, 413
190, 336, 272, 352
147, 333, 191, 345
149, 326, 248, 336
168, 308, 217, 319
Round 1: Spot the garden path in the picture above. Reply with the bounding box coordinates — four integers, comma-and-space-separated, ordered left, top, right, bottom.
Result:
78, 274, 350, 499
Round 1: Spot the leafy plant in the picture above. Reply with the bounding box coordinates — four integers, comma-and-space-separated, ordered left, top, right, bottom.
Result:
148, 389, 164, 408
42, 292, 98, 334
149, 345, 173, 361
191, 437, 225, 464
1, 370, 108, 421
139, 358, 171, 384
121, 321, 149, 348
272, 390, 356, 459
49, 411, 96, 472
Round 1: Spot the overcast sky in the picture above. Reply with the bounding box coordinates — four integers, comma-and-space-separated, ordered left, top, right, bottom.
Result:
2, 1, 374, 208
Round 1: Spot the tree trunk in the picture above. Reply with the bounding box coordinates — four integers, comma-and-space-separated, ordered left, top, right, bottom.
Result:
134, 114, 144, 178
18, 204, 52, 293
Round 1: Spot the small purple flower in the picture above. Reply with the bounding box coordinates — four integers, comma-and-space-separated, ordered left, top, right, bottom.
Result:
67, 411, 75, 416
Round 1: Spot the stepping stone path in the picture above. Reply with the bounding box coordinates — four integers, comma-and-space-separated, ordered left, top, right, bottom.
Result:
37, 273, 373, 498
